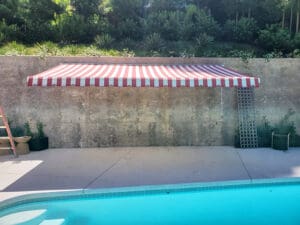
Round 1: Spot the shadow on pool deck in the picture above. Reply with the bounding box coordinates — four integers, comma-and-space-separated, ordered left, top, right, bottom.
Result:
0, 146, 300, 201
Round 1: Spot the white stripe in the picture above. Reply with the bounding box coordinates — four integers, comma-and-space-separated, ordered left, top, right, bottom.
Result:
33, 77, 38, 85
172, 79, 177, 87
42, 79, 47, 87
80, 78, 85, 86
90, 78, 95, 86
118, 65, 127, 87
100, 78, 104, 87
136, 66, 141, 87
242, 78, 247, 87
198, 79, 203, 86
233, 78, 238, 86
207, 79, 212, 87
225, 79, 230, 87
127, 66, 133, 86
154, 79, 159, 87
62, 78, 66, 86
190, 79, 195, 87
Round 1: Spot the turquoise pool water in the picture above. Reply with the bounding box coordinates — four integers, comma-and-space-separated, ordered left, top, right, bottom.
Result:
1, 179, 300, 225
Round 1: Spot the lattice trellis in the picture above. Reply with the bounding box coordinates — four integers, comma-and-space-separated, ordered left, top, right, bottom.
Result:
237, 88, 258, 148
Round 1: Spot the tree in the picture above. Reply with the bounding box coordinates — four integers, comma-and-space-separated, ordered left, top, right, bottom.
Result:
20, 0, 63, 43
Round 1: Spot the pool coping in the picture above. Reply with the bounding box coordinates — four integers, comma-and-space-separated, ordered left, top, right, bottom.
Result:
1, 177, 300, 212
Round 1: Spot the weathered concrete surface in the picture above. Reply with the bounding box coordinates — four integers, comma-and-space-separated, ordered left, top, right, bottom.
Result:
0, 56, 299, 147
0, 146, 300, 202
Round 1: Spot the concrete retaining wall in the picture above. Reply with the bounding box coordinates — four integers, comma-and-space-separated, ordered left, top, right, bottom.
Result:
0, 56, 299, 148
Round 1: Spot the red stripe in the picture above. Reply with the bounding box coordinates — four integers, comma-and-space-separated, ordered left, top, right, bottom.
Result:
76, 78, 80, 86
211, 79, 216, 87
203, 78, 207, 87
57, 78, 62, 86
123, 65, 129, 87
66, 77, 71, 86
104, 77, 109, 87
27, 77, 33, 86
95, 78, 100, 87
132, 66, 136, 87
229, 78, 234, 87
221, 78, 225, 87
37, 78, 43, 86
47, 78, 52, 86
85, 78, 90, 86
237, 78, 242, 87
246, 78, 250, 87
255, 78, 260, 87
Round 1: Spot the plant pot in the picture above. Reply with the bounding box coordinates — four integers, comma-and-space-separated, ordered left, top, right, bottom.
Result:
29, 137, 48, 151
14, 136, 32, 143
272, 132, 290, 151
14, 136, 32, 155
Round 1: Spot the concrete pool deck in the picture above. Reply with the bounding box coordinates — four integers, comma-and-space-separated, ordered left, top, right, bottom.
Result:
0, 146, 300, 202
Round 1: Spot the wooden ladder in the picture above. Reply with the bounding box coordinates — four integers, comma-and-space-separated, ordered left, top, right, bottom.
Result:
0, 106, 17, 157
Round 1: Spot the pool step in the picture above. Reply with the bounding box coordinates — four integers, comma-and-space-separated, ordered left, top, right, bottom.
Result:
39, 218, 65, 225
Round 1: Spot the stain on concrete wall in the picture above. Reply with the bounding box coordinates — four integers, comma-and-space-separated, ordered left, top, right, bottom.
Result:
0, 56, 299, 148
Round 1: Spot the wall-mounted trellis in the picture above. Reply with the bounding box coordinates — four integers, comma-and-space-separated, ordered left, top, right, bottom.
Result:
237, 88, 258, 148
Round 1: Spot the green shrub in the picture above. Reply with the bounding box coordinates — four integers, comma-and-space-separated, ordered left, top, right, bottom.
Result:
194, 33, 214, 56
182, 4, 220, 41
227, 50, 255, 63
223, 17, 259, 43
0, 20, 19, 45
258, 24, 293, 53
94, 34, 114, 49
144, 33, 165, 51
273, 109, 296, 135
145, 11, 184, 41
257, 116, 273, 147
113, 18, 143, 41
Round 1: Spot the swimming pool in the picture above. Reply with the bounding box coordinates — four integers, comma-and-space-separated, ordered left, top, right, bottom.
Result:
1, 179, 300, 225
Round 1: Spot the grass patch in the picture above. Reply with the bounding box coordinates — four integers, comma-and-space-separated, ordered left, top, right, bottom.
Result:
0, 41, 267, 58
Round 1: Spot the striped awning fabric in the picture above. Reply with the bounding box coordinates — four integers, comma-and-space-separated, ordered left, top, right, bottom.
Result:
27, 64, 260, 88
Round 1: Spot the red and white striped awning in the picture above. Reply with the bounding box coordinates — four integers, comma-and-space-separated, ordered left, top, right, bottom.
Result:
27, 64, 260, 88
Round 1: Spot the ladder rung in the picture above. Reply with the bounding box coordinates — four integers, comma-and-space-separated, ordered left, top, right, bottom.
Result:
0, 137, 10, 140
0, 126, 6, 129
0, 147, 11, 150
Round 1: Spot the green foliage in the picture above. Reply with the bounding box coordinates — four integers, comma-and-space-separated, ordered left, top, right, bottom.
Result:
258, 24, 293, 52
10, 125, 24, 137
24, 122, 33, 137
227, 50, 255, 63
36, 122, 45, 138
236, 109, 299, 148
146, 11, 184, 41
257, 116, 274, 147
144, 33, 165, 51
112, 18, 143, 40
94, 34, 114, 49
182, 5, 220, 41
273, 109, 296, 135
223, 17, 259, 43
55, 14, 90, 43
194, 33, 215, 56
0, 20, 19, 45
1, 0, 300, 56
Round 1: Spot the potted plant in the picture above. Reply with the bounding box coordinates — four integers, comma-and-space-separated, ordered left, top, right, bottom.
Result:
27, 122, 49, 151
271, 109, 296, 151
10, 124, 32, 154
